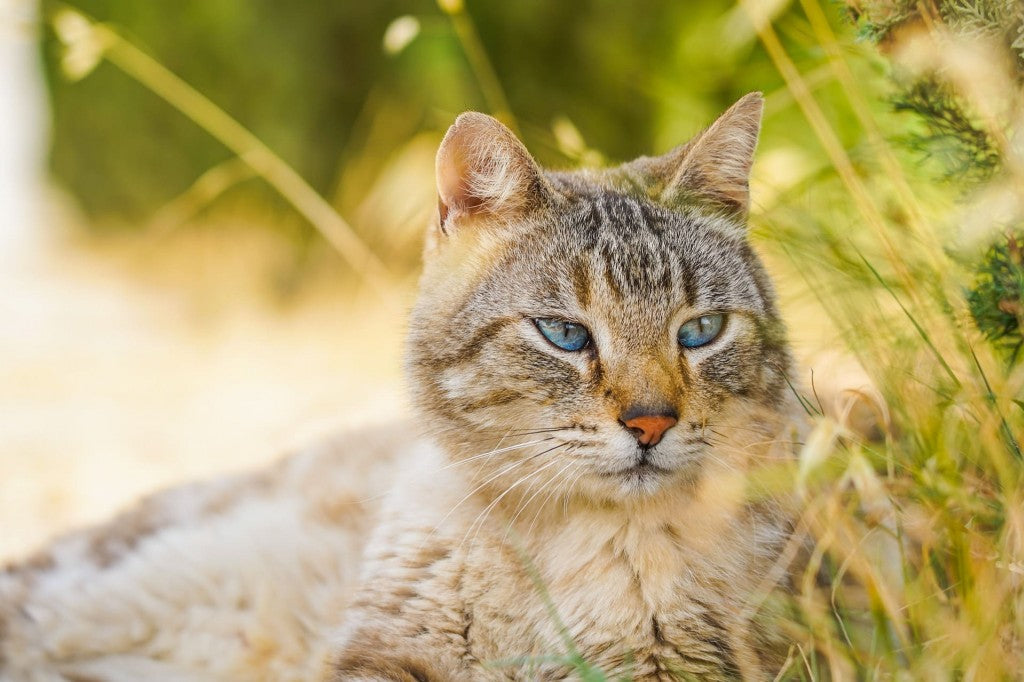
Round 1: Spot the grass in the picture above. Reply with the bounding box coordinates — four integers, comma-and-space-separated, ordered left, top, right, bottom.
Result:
50, 4, 397, 299
37, 0, 1024, 678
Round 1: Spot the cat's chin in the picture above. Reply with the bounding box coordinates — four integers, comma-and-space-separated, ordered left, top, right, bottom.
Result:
583, 460, 700, 500
609, 464, 674, 497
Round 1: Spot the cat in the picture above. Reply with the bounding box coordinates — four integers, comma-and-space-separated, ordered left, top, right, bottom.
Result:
1, 92, 805, 682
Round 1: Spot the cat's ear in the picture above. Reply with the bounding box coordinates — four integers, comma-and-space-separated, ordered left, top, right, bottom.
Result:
632, 92, 764, 218
435, 112, 549, 234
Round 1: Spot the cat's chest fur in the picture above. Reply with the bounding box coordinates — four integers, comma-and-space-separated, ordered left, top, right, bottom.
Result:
462, 513, 773, 680
386, 451, 785, 681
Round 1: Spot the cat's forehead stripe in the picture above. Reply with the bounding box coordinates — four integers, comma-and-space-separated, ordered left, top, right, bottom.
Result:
570, 259, 592, 309
434, 186, 781, 374
582, 192, 697, 309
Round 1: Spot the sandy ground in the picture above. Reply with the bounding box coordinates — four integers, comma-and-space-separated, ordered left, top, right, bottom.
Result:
0, 226, 411, 561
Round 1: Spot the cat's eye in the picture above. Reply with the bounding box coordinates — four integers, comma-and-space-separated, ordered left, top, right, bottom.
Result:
534, 318, 591, 352
677, 313, 725, 349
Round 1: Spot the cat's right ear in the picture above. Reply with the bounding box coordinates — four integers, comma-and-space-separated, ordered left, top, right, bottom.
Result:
434, 113, 549, 237
622, 92, 764, 221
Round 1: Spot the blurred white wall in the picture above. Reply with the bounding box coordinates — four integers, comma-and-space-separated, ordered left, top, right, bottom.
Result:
0, 0, 48, 270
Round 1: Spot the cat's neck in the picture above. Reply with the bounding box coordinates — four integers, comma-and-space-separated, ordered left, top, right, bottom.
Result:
491, 458, 773, 610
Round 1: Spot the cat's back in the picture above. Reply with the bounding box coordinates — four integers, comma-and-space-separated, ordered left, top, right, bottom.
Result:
0, 423, 414, 682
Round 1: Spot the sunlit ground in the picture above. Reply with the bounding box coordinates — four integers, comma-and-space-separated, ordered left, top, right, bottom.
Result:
0, 221, 410, 560
0, 6, 413, 561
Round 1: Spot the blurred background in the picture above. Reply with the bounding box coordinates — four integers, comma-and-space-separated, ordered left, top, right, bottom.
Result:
5, 0, 862, 561
3, 1, 1024, 672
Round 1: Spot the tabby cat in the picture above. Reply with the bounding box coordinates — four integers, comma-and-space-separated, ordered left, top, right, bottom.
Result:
1, 93, 804, 682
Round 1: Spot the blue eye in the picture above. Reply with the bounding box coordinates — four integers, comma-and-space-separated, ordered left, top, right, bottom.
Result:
677, 313, 725, 348
534, 318, 591, 352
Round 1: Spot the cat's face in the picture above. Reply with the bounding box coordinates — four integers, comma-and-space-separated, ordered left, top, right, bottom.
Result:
408, 94, 794, 502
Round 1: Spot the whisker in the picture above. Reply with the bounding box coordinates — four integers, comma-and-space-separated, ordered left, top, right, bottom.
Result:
487, 424, 517, 460
477, 426, 580, 437
700, 450, 740, 474
419, 454, 535, 550
705, 425, 775, 435
440, 438, 553, 471
705, 432, 804, 457
526, 459, 582, 539
360, 436, 552, 506
460, 445, 571, 551
501, 455, 579, 545
422, 440, 570, 551
564, 468, 587, 518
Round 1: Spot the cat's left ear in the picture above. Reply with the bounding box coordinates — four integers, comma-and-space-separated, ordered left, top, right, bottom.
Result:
434, 112, 550, 235
630, 92, 764, 219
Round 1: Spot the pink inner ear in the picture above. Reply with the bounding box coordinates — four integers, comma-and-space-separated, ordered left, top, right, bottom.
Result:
436, 137, 487, 227
436, 178, 488, 231
434, 112, 547, 232
437, 141, 470, 214
437, 195, 450, 228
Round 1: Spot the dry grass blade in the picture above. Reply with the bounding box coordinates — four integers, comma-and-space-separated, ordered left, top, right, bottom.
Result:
51, 4, 397, 300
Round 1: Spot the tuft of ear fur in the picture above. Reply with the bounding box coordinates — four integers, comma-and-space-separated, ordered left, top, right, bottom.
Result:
629, 92, 764, 218
435, 113, 549, 233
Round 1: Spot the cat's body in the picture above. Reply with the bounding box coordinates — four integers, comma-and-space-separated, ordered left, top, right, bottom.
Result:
0, 429, 406, 681
2, 94, 806, 681
336, 413, 795, 681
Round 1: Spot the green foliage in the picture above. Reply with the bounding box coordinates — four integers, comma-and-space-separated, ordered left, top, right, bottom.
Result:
41, 0, 419, 225
41, 0, 795, 232
850, 0, 1021, 186
848, 0, 1024, 365
892, 78, 1001, 185
850, 0, 1024, 69
968, 233, 1024, 362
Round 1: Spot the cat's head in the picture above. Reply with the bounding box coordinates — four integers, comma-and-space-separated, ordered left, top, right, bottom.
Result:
407, 94, 796, 503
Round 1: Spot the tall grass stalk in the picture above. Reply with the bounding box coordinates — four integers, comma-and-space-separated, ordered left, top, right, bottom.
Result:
742, 1, 1024, 677
436, 0, 518, 131
50, 4, 397, 299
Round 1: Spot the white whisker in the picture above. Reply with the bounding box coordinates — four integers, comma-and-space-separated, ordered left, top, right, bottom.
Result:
526, 459, 582, 539
440, 437, 552, 471
501, 455, 579, 545
459, 443, 570, 551
418, 449, 536, 550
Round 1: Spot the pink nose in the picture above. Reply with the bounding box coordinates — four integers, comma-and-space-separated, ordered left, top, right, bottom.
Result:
621, 414, 678, 447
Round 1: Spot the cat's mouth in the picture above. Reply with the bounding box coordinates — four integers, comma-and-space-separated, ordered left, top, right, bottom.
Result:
601, 459, 673, 478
